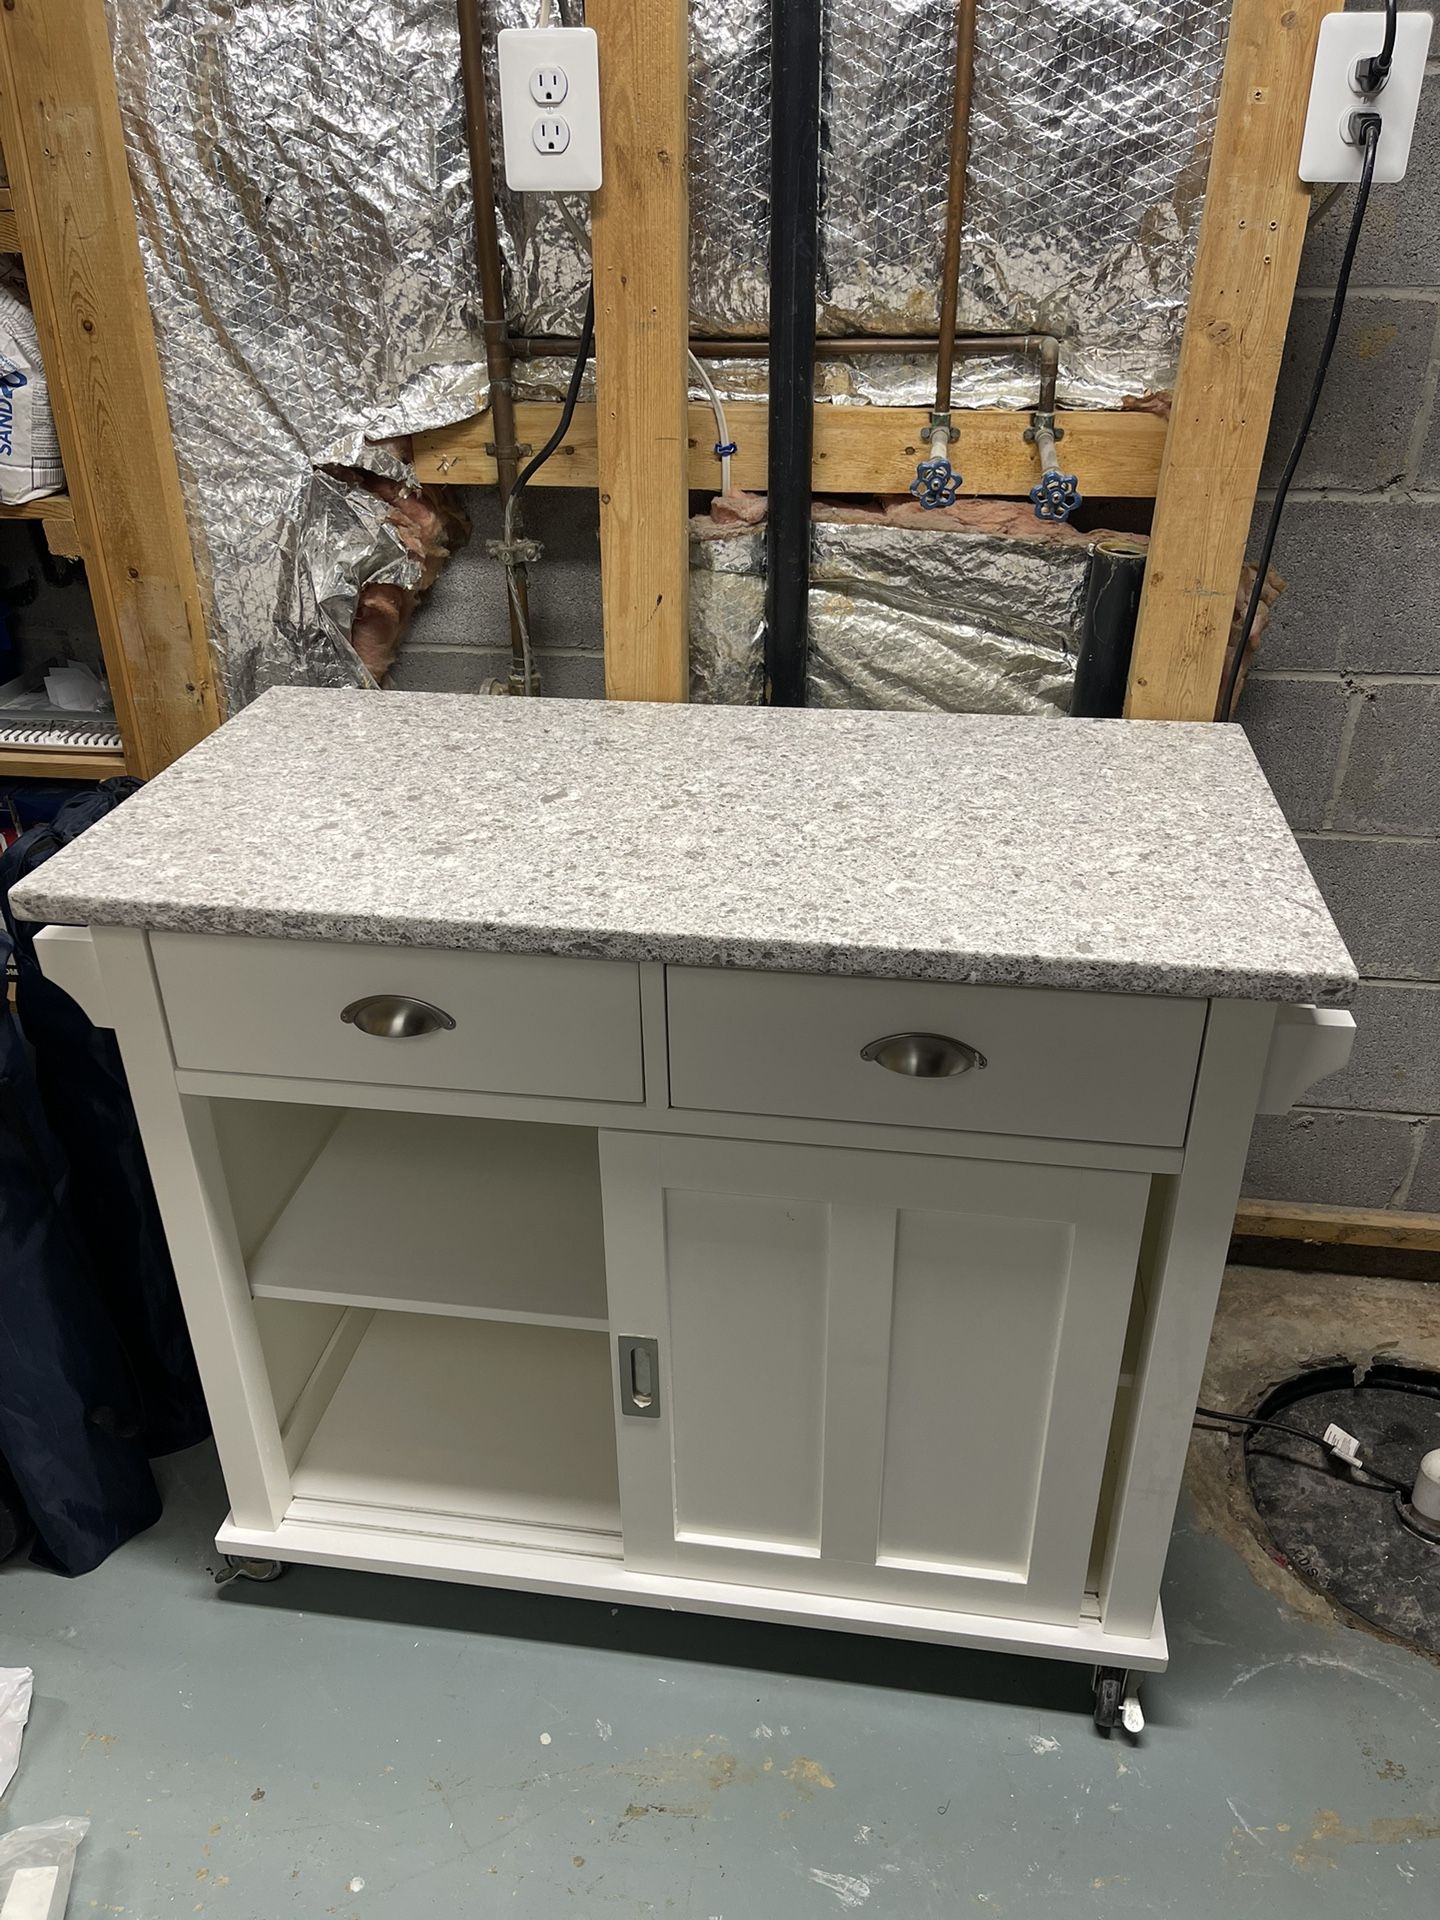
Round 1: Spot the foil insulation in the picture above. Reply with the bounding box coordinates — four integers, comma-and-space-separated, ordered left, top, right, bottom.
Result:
107, 0, 1224, 699
107, 0, 488, 706
690, 520, 1085, 714
511, 0, 1229, 409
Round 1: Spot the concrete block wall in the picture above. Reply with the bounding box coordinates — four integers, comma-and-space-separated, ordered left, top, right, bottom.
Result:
391, 490, 605, 698
1237, 65, 1440, 1213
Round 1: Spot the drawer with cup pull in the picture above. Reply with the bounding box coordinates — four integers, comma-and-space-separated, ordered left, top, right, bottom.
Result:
665, 965, 1205, 1146
151, 932, 645, 1102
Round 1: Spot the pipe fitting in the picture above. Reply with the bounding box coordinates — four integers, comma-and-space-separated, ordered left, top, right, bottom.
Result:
912, 414, 962, 508
1025, 410, 1081, 523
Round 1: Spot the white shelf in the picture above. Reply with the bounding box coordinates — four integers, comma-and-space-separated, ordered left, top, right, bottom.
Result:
249, 1109, 608, 1329
290, 1311, 621, 1539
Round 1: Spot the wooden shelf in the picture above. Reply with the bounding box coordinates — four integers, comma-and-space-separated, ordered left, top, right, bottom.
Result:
0, 741, 124, 780
0, 207, 18, 253
249, 1110, 609, 1329
290, 1311, 622, 1538
0, 491, 71, 521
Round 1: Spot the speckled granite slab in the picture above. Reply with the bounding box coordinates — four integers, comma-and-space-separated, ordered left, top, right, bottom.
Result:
11, 688, 1356, 1003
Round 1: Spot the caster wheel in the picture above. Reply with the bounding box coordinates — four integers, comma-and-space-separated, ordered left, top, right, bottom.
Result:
215, 1554, 286, 1586
1093, 1668, 1124, 1731
1092, 1666, 1145, 1736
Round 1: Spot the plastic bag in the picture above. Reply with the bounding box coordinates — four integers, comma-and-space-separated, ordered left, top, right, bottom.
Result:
0, 286, 64, 506
0, 1666, 33, 1798
0, 1819, 89, 1917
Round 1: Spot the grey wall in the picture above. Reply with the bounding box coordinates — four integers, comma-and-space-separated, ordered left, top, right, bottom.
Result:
401, 87, 1440, 1216
392, 489, 605, 698
1237, 71, 1440, 1215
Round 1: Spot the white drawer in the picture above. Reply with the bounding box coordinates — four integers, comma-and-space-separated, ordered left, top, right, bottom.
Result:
153, 933, 645, 1102
666, 967, 1205, 1147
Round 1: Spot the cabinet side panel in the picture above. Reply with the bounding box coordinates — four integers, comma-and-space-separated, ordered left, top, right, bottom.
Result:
666, 1187, 828, 1552
878, 1209, 1073, 1577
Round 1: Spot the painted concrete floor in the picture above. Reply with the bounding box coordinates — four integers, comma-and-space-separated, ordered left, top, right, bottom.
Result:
3, 1336, 1440, 1915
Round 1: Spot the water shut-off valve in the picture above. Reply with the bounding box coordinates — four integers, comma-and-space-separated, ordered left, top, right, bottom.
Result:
1026, 410, 1081, 523
911, 411, 962, 509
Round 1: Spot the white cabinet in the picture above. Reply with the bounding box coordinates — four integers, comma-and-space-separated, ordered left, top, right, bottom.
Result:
55, 925, 1335, 1690
601, 1133, 1148, 1622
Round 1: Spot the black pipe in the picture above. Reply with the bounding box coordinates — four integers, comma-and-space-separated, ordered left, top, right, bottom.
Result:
763, 0, 823, 707
1071, 538, 1147, 718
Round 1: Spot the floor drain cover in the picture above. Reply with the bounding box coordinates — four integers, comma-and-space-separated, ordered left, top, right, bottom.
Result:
1243, 1364, 1440, 1657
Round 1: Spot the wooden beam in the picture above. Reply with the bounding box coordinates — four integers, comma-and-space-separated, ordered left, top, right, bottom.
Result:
416, 402, 1167, 499
587, 0, 689, 702
1126, 0, 1342, 721
1233, 1200, 1440, 1254
0, 0, 221, 777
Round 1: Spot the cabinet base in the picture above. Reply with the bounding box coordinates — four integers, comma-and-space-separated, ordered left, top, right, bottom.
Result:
216, 1511, 1168, 1673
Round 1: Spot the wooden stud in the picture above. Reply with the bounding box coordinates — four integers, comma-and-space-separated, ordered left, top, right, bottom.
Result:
1233, 1199, 1440, 1253
416, 401, 1168, 499
586, 0, 689, 702
0, 0, 221, 776
1126, 0, 1343, 722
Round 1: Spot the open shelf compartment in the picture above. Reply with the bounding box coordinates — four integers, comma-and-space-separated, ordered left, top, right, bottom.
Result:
245, 1107, 608, 1330
275, 1309, 622, 1550
222, 1100, 623, 1554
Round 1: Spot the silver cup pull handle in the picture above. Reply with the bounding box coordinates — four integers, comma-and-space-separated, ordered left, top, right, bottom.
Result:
340, 994, 457, 1038
860, 1032, 987, 1078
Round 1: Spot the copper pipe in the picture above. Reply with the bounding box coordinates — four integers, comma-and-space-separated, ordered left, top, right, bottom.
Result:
935, 0, 979, 416
511, 330, 1059, 410
456, 0, 532, 689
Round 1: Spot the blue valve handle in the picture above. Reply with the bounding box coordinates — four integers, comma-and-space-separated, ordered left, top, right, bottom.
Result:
910, 456, 962, 509
1030, 467, 1081, 523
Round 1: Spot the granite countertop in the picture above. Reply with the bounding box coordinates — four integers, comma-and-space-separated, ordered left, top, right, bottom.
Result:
11, 688, 1356, 1004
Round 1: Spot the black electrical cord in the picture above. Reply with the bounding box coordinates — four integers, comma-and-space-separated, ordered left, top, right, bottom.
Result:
513, 284, 595, 500
1222, 113, 1382, 721
1358, 0, 1398, 95
1194, 1401, 1409, 1493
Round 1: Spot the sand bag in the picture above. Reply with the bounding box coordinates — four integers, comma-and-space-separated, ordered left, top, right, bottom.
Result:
0, 287, 64, 506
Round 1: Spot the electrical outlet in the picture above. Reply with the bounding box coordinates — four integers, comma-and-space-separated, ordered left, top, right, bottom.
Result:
1299, 12, 1433, 184
497, 27, 601, 192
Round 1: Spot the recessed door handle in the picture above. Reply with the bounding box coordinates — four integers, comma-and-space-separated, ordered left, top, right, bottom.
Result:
860, 1032, 987, 1078
340, 994, 457, 1038
618, 1336, 660, 1418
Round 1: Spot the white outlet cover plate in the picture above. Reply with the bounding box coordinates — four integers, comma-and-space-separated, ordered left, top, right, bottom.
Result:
497, 27, 601, 193
1299, 12, 1433, 183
